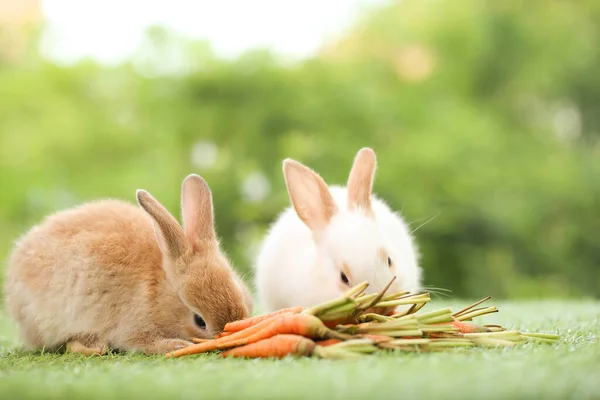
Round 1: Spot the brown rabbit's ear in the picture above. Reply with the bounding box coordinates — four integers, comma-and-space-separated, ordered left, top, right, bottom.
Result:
347, 147, 377, 216
181, 174, 216, 245
283, 158, 338, 231
137, 189, 187, 258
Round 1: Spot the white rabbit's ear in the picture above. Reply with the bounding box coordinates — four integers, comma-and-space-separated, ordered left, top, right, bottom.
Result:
137, 189, 187, 258
283, 159, 338, 231
181, 174, 216, 245
347, 147, 377, 216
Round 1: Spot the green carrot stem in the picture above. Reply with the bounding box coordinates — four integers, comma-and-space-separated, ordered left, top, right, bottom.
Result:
381, 291, 411, 301
319, 312, 353, 323
330, 338, 372, 347
429, 338, 473, 343
382, 329, 423, 337
393, 314, 418, 322
521, 332, 560, 340
314, 346, 366, 359
418, 314, 454, 325
455, 306, 498, 322
343, 281, 369, 299
415, 307, 453, 322
452, 296, 492, 318
355, 293, 380, 308
376, 298, 431, 308
318, 302, 358, 321
484, 325, 506, 332
378, 343, 421, 352
358, 318, 420, 331
392, 303, 422, 318
405, 292, 431, 298
410, 302, 428, 314
358, 276, 397, 313
306, 297, 355, 317
470, 337, 516, 347
457, 306, 487, 316
521, 335, 559, 344
357, 313, 395, 323
419, 326, 459, 333
359, 325, 420, 335
463, 330, 522, 340
390, 310, 410, 318
394, 314, 419, 322
349, 345, 379, 354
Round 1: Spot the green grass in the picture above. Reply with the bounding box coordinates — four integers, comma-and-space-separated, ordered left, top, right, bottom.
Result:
1, 300, 599, 400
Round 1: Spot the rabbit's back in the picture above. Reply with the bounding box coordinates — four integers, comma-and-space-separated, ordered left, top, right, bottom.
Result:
4, 199, 162, 350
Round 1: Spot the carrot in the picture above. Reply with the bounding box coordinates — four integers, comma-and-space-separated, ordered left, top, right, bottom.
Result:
431, 317, 490, 334
221, 334, 316, 359
192, 331, 233, 342
223, 306, 305, 333
359, 334, 393, 343
384, 307, 397, 316
428, 332, 463, 339
316, 339, 343, 347
450, 319, 490, 334
167, 314, 285, 357
166, 313, 348, 358
323, 316, 357, 329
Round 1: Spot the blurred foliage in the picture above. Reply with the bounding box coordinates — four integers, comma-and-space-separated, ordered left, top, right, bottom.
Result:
1, 0, 599, 299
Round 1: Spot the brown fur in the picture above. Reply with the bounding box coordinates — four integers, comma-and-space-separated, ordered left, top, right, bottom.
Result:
3, 174, 252, 355
282, 159, 338, 231
347, 148, 377, 217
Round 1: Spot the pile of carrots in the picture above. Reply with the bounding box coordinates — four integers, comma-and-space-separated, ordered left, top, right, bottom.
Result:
166, 279, 559, 359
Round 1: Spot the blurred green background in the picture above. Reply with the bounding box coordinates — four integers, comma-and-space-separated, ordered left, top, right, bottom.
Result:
1, 0, 599, 299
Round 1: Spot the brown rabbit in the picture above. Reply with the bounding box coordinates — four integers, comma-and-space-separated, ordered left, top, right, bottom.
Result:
4, 174, 252, 355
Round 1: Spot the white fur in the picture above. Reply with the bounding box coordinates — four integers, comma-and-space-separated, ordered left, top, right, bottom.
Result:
255, 185, 422, 312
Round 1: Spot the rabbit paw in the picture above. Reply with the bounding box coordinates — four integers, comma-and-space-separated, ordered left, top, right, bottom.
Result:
66, 335, 108, 356
132, 338, 194, 355
152, 338, 194, 354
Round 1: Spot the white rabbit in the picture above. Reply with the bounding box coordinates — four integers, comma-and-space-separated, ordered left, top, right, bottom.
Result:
254, 148, 422, 312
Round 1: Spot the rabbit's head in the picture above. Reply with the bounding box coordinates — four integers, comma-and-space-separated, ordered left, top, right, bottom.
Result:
136, 174, 251, 337
283, 148, 407, 299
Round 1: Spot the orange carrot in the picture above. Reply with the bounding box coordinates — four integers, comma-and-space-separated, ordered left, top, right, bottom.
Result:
193, 331, 234, 342
316, 339, 343, 347
428, 332, 463, 339
432, 318, 490, 334
169, 314, 284, 356
223, 306, 305, 333
450, 319, 490, 334
359, 334, 393, 343
383, 307, 398, 316
166, 313, 347, 358
323, 316, 356, 329
221, 334, 316, 358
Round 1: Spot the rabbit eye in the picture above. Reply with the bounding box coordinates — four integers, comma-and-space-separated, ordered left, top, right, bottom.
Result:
387, 256, 392, 267
340, 271, 350, 286
193, 314, 206, 329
